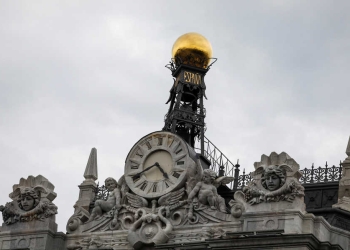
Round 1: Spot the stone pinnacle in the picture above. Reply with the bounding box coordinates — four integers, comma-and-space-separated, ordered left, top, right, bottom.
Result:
84, 148, 98, 181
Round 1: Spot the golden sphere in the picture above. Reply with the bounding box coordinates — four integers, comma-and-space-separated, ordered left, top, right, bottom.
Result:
172, 32, 213, 68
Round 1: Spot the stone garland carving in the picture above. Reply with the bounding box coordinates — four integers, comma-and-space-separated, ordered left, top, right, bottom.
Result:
0, 175, 57, 225
230, 152, 305, 218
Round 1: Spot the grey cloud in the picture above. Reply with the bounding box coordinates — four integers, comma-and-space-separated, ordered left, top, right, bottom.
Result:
0, 0, 349, 232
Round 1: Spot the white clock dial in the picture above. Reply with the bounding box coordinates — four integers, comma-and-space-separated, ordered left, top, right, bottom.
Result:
124, 131, 196, 198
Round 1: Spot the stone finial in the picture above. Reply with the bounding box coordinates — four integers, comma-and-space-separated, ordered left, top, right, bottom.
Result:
345, 136, 350, 162
84, 148, 98, 181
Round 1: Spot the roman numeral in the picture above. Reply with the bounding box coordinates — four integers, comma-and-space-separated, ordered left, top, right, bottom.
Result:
157, 137, 163, 146
175, 148, 183, 154
174, 154, 186, 162
152, 183, 158, 192
131, 163, 139, 169
172, 172, 180, 178
136, 151, 143, 158
139, 181, 148, 191
146, 141, 152, 150
171, 141, 180, 152
133, 176, 140, 183
164, 179, 174, 189
167, 137, 174, 148
129, 159, 140, 169
137, 145, 145, 156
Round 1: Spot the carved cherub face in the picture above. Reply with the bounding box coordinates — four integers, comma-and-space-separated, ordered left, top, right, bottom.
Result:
105, 178, 117, 191
202, 169, 216, 184
17, 187, 40, 211
202, 174, 211, 184
261, 165, 286, 191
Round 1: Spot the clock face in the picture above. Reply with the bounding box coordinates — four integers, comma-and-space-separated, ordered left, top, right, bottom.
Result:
124, 131, 196, 198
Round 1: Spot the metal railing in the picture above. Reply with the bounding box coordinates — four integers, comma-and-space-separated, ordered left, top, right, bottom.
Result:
300, 162, 342, 184
195, 136, 239, 189
235, 162, 342, 190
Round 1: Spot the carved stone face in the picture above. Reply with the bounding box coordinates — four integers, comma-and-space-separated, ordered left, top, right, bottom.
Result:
265, 174, 281, 191
202, 174, 212, 184
18, 187, 40, 211
105, 179, 117, 192
21, 195, 35, 211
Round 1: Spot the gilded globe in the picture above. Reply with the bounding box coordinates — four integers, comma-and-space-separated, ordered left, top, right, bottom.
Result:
172, 32, 213, 68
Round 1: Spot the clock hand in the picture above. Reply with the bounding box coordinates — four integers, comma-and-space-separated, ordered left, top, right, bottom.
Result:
155, 163, 169, 179
132, 163, 158, 179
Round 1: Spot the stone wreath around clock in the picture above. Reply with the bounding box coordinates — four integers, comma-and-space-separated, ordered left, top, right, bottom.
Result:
125, 131, 196, 199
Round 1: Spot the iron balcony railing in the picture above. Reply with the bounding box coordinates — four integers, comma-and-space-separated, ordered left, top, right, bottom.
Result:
195, 136, 342, 190
195, 136, 240, 189
235, 162, 342, 190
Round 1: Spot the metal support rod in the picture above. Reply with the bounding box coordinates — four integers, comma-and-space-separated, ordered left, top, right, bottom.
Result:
234, 160, 240, 189
200, 95, 204, 155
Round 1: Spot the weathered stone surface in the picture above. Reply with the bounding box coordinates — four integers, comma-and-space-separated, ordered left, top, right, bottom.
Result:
84, 148, 98, 181
333, 136, 350, 212
1, 216, 57, 232
0, 230, 66, 250
65, 230, 131, 250
153, 210, 350, 249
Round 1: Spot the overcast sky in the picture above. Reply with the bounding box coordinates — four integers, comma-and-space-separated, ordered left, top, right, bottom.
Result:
1, 1, 349, 232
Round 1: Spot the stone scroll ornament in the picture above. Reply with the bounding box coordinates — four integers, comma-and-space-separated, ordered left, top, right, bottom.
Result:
0, 175, 57, 225
230, 152, 305, 218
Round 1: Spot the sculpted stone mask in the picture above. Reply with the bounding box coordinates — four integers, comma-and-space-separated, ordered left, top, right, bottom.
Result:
265, 174, 281, 191
261, 165, 286, 191
21, 195, 35, 211
18, 187, 40, 211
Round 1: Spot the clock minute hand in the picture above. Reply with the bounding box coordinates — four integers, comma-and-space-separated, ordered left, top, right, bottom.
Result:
155, 163, 169, 179
132, 163, 158, 179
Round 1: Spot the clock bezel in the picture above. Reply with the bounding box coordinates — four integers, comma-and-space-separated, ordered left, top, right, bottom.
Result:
124, 131, 196, 198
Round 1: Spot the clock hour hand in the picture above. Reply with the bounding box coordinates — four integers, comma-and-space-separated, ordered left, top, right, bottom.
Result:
155, 162, 169, 179
132, 163, 158, 179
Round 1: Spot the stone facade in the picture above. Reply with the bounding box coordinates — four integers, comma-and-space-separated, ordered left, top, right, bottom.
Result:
1, 145, 350, 250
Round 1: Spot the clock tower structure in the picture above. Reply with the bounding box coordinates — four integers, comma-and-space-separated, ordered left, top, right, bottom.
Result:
163, 33, 216, 156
